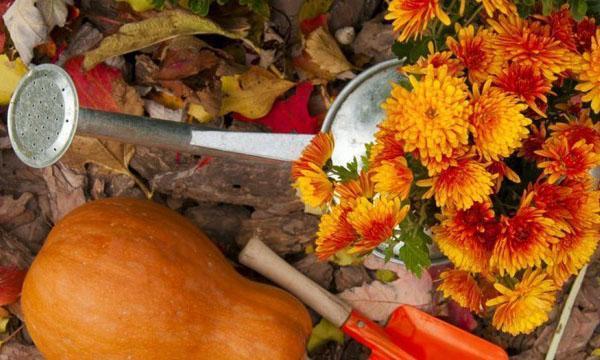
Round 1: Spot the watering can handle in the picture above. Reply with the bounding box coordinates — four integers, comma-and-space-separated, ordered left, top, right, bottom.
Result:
239, 237, 353, 327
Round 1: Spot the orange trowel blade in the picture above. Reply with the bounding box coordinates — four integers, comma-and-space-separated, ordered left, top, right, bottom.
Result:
381, 305, 509, 360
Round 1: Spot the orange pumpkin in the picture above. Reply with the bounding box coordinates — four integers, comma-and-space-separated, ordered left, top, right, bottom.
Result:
21, 198, 311, 360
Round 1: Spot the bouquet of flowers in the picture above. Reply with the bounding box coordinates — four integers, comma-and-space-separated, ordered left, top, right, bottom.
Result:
291, 0, 600, 336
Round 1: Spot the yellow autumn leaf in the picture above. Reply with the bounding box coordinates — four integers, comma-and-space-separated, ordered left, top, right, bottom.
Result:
305, 26, 353, 78
0, 55, 27, 105
220, 66, 294, 119
117, 0, 155, 12
188, 103, 213, 123
83, 10, 242, 70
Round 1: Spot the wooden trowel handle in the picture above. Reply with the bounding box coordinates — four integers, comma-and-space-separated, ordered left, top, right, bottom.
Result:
239, 237, 352, 327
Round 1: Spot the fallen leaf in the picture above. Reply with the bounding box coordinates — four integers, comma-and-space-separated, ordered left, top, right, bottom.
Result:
304, 26, 353, 78
307, 318, 344, 353
83, 9, 241, 70
0, 193, 33, 225
233, 82, 320, 133
42, 163, 86, 223
0, 267, 26, 306
220, 66, 294, 119
298, 0, 333, 22
37, 0, 72, 30
157, 48, 220, 80
144, 100, 183, 122
338, 254, 433, 322
188, 103, 213, 123
56, 22, 103, 66
0, 55, 27, 105
3, 0, 48, 63
0, 0, 13, 52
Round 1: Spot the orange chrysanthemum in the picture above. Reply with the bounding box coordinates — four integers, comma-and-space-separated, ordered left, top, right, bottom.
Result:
487, 268, 558, 335
494, 63, 553, 117
418, 147, 466, 176
561, 178, 600, 231
401, 42, 463, 76
372, 157, 414, 200
474, 0, 516, 16
293, 163, 334, 208
518, 122, 547, 161
575, 17, 596, 53
417, 157, 496, 209
433, 202, 501, 272
347, 196, 409, 253
335, 171, 375, 203
489, 15, 576, 79
575, 30, 600, 112
438, 270, 490, 314
383, 65, 471, 163
487, 161, 520, 192
490, 193, 563, 276
369, 127, 405, 168
542, 7, 577, 52
536, 136, 600, 184
548, 229, 599, 286
469, 81, 531, 161
550, 111, 600, 152
385, 0, 451, 42
292, 132, 334, 179
531, 182, 579, 232
447, 25, 503, 84
315, 205, 358, 260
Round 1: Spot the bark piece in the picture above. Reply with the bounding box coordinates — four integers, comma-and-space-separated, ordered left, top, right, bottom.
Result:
328, 0, 381, 31
334, 265, 371, 291
352, 15, 395, 64
293, 254, 333, 289
0, 342, 43, 360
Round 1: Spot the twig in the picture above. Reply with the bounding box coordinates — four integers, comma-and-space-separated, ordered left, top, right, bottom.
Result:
0, 324, 24, 346
464, 5, 483, 26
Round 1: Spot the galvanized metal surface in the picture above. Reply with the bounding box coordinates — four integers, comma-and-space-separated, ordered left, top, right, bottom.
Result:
8, 64, 79, 168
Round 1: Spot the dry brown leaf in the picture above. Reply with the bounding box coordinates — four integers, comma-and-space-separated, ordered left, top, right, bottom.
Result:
42, 163, 86, 223
305, 26, 353, 77
61, 137, 152, 198
83, 10, 241, 70
0, 193, 33, 225
337, 254, 432, 322
220, 66, 294, 119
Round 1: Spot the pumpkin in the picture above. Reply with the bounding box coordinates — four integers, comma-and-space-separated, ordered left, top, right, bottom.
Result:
21, 197, 311, 360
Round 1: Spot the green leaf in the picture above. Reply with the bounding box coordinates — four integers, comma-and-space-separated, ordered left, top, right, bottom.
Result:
392, 37, 430, 63
375, 269, 398, 283
331, 157, 360, 182
541, 0, 554, 14
307, 318, 345, 353
188, 0, 214, 16
393, 218, 431, 277
569, 0, 587, 19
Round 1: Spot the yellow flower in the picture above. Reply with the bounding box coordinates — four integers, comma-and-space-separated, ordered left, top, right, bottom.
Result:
489, 15, 576, 79
292, 132, 334, 179
417, 157, 496, 209
487, 268, 559, 335
547, 229, 599, 286
383, 65, 471, 163
536, 136, 600, 184
490, 193, 563, 276
315, 205, 358, 260
576, 30, 600, 112
401, 42, 463, 76
472, 0, 516, 17
372, 157, 413, 200
433, 202, 501, 272
446, 25, 503, 84
439, 270, 492, 314
385, 0, 451, 42
469, 80, 531, 161
334, 171, 375, 203
293, 163, 333, 208
347, 196, 409, 253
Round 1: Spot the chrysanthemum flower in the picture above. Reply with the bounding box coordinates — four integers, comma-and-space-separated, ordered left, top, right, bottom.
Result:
550, 110, 600, 152
315, 205, 357, 260
518, 122, 547, 161
383, 65, 471, 163
531, 182, 579, 232
548, 229, 599, 286
542, 7, 577, 52
438, 270, 490, 314
575, 30, 600, 112
486, 268, 559, 335
418, 147, 466, 176
490, 193, 563, 276
417, 157, 496, 209
560, 178, 600, 231
372, 157, 414, 200
469, 81, 531, 161
292, 132, 334, 179
293, 163, 334, 208
347, 196, 409, 253
447, 25, 503, 84
433, 202, 501, 272
369, 127, 405, 168
487, 161, 520, 193
574, 17, 596, 53
536, 136, 600, 184
474, 0, 516, 17
401, 42, 463, 76
385, 0, 451, 42
335, 171, 375, 203
489, 15, 576, 79
494, 63, 553, 117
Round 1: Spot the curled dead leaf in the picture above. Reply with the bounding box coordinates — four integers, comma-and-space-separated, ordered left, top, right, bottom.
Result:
296, 26, 354, 81
0, 267, 27, 306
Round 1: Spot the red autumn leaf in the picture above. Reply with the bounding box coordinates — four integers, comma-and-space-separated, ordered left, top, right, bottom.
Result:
64, 56, 143, 115
0, 266, 27, 306
0, 0, 14, 53
234, 82, 320, 134
300, 14, 328, 35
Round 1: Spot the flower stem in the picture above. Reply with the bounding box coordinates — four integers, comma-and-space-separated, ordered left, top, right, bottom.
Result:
464, 5, 483, 26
